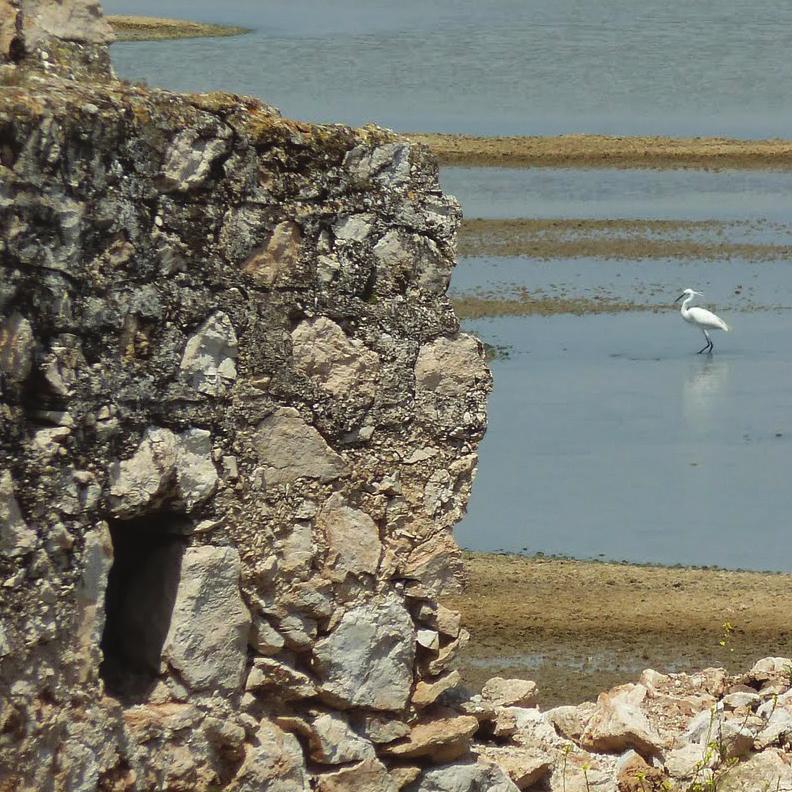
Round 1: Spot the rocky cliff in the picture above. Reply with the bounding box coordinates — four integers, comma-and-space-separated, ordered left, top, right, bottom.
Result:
0, 2, 501, 789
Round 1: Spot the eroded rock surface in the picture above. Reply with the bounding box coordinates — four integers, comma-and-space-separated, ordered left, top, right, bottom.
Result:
0, 2, 492, 788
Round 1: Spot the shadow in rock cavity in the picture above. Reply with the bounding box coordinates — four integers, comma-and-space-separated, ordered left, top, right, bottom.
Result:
100, 513, 190, 703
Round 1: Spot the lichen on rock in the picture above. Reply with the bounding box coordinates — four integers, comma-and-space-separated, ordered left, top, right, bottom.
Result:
0, 2, 493, 788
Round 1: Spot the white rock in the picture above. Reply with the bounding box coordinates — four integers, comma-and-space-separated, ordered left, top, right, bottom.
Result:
315, 757, 398, 792
481, 677, 538, 708
232, 719, 307, 791
291, 316, 380, 401
334, 213, 374, 243
163, 546, 250, 692
161, 127, 231, 192
416, 628, 440, 651
108, 427, 218, 517
314, 595, 415, 710
580, 683, 665, 757
410, 759, 520, 792
252, 407, 347, 486
249, 614, 285, 655
74, 523, 113, 682
415, 334, 488, 399
308, 713, 376, 764
716, 747, 792, 791
0, 313, 34, 383
179, 311, 238, 396
317, 492, 381, 578
0, 471, 36, 558
755, 707, 792, 749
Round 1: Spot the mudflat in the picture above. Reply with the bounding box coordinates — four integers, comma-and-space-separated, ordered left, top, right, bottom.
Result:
446, 552, 792, 707
107, 16, 249, 41
407, 132, 792, 169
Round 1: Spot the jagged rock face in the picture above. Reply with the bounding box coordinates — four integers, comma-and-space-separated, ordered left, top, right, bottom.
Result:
0, 3, 491, 788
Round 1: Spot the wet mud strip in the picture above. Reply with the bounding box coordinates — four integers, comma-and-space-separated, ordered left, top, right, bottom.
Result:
457, 218, 792, 261
447, 552, 792, 708
452, 292, 659, 319
407, 132, 792, 169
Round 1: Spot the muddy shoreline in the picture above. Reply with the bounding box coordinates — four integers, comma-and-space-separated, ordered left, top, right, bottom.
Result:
447, 552, 792, 708
407, 132, 792, 169
457, 218, 792, 261
107, 15, 249, 41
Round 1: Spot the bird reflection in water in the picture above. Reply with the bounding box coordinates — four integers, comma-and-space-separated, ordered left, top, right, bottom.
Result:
683, 355, 731, 425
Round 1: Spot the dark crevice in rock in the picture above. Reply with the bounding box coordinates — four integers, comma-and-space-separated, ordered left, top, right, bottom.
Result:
100, 514, 189, 704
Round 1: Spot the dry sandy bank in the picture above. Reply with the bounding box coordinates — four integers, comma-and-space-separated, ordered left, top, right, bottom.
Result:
407, 132, 792, 169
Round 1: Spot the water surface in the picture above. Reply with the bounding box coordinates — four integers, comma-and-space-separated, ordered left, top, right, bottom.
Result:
458, 311, 792, 571
104, 0, 792, 136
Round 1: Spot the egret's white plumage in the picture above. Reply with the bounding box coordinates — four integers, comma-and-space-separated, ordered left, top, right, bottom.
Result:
674, 288, 729, 353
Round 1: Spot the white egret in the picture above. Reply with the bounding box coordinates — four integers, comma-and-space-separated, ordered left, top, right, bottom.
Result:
674, 288, 729, 354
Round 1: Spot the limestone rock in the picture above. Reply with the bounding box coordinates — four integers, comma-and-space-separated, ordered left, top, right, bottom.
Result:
252, 407, 347, 486
0, 313, 34, 384
580, 683, 665, 758
345, 142, 413, 189
358, 714, 411, 744
317, 492, 381, 578
108, 427, 219, 517
415, 335, 488, 399
746, 656, 792, 685
245, 657, 318, 700
664, 743, 712, 780
475, 745, 552, 790
74, 523, 113, 682
18, 0, 114, 50
407, 760, 521, 792
413, 670, 462, 709
481, 677, 538, 709
716, 748, 792, 791
315, 757, 398, 792
314, 596, 415, 710
232, 719, 307, 792
755, 707, 792, 749
545, 703, 596, 742
382, 711, 479, 762
291, 316, 380, 401
163, 546, 250, 692
249, 614, 285, 655
179, 311, 238, 396
242, 220, 303, 286
615, 750, 666, 792
308, 712, 376, 764
161, 125, 231, 192
0, 471, 36, 558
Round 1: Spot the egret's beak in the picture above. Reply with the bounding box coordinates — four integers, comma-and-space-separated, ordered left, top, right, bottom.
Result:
674, 293, 685, 302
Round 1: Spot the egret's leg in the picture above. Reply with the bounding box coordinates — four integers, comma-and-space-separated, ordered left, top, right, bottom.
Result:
697, 329, 712, 354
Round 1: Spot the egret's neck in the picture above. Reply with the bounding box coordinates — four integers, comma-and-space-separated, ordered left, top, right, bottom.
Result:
680, 294, 695, 315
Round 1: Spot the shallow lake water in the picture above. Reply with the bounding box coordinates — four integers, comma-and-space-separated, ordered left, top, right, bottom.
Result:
105, 0, 792, 136
458, 311, 792, 571
452, 256, 792, 310
441, 168, 792, 222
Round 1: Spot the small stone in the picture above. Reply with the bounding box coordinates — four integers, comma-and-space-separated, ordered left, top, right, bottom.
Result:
179, 311, 238, 396
381, 711, 479, 762
249, 615, 285, 655
163, 546, 251, 692
245, 657, 318, 700
0, 313, 34, 383
308, 712, 376, 765
412, 670, 462, 709
0, 471, 36, 558
252, 408, 347, 486
416, 628, 440, 651
358, 715, 410, 744
315, 757, 398, 792
314, 595, 415, 711
481, 677, 538, 708
317, 492, 381, 579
